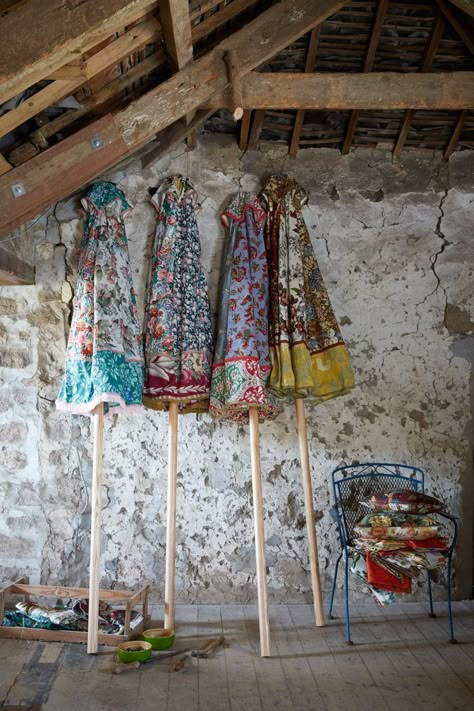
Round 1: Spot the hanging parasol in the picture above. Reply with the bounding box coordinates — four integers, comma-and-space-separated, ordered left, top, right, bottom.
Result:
261, 174, 355, 626
56, 180, 144, 653
143, 174, 213, 630
210, 192, 280, 657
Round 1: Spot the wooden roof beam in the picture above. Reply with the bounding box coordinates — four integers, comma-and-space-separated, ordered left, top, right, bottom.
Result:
0, 0, 374, 239
160, 0, 193, 71
116, 0, 347, 146
208, 72, 474, 111
0, 0, 157, 105
341, 0, 388, 156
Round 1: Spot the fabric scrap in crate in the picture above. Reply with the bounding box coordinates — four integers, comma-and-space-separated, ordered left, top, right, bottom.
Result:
2, 598, 142, 635
143, 175, 213, 414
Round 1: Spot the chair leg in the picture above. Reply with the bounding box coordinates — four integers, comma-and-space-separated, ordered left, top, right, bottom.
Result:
427, 570, 436, 618
344, 553, 353, 645
329, 553, 342, 620
447, 552, 457, 643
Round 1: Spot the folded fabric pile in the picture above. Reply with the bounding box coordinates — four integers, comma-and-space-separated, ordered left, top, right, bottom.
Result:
350, 489, 449, 605
2, 598, 141, 635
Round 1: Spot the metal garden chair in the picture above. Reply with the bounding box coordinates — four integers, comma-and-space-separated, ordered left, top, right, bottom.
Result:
329, 462, 457, 645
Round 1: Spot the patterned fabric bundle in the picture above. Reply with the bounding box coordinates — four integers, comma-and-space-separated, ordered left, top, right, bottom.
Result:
361, 489, 446, 514
209, 193, 281, 423
143, 175, 213, 413
260, 174, 354, 400
351, 501, 449, 605
354, 512, 441, 541
56, 181, 144, 415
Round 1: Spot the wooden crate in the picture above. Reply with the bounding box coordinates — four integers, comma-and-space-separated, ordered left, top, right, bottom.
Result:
0, 577, 150, 645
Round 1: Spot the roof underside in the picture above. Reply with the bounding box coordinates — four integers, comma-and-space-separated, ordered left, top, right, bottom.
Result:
0, 0, 472, 171
0, 0, 472, 253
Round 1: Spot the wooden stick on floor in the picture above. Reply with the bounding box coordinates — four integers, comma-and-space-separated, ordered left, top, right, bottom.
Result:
295, 397, 325, 627
248, 406, 271, 657
164, 400, 179, 630
87, 402, 104, 654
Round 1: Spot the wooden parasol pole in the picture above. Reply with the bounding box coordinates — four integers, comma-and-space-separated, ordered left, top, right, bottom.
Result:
87, 402, 104, 654
164, 400, 179, 630
295, 397, 325, 626
248, 406, 271, 657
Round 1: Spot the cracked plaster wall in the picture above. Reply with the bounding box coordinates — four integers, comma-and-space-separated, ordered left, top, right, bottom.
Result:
0, 135, 472, 603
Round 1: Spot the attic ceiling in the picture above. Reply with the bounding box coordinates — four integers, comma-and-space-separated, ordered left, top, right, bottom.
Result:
0, 0, 473, 246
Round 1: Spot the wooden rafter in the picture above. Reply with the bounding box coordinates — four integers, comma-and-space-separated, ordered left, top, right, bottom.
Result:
341, 0, 388, 156
289, 27, 320, 157
447, 0, 474, 17
393, 13, 445, 159
247, 110, 266, 149
436, 0, 474, 55
0, 0, 157, 105
239, 110, 252, 151
444, 110, 467, 158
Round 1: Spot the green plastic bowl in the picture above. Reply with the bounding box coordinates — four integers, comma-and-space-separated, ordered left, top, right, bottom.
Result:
117, 640, 152, 663
142, 628, 176, 650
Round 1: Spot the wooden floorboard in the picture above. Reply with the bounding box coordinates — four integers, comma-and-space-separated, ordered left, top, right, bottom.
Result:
0, 603, 471, 711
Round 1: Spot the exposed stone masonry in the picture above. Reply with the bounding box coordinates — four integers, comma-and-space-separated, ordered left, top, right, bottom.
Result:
0, 137, 472, 602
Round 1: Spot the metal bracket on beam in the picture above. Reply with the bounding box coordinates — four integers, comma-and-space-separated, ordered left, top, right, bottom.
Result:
10, 182, 26, 198
89, 135, 104, 151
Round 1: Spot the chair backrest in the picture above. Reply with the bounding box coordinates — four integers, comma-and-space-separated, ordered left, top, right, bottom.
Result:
332, 462, 425, 546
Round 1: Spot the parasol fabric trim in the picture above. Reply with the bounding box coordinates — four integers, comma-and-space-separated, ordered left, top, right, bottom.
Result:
56, 393, 143, 417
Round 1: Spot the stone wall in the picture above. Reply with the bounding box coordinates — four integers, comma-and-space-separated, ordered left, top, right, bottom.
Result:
0, 136, 472, 602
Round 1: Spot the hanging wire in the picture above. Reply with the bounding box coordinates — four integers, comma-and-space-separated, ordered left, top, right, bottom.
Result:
0, 206, 52, 244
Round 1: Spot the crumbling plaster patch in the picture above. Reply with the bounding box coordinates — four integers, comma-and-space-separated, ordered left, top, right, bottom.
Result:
0, 136, 472, 603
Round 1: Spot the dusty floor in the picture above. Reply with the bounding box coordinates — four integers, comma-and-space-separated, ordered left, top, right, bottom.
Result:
0, 601, 473, 710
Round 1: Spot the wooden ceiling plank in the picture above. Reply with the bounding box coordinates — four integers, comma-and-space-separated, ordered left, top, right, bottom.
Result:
393, 13, 445, 159
0, 0, 158, 106
289, 27, 320, 157
0, 18, 160, 142
444, 110, 467, 158
436, 0, 474, 53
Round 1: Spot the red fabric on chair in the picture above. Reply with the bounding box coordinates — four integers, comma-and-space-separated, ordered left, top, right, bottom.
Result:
366, 554, 412, 593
